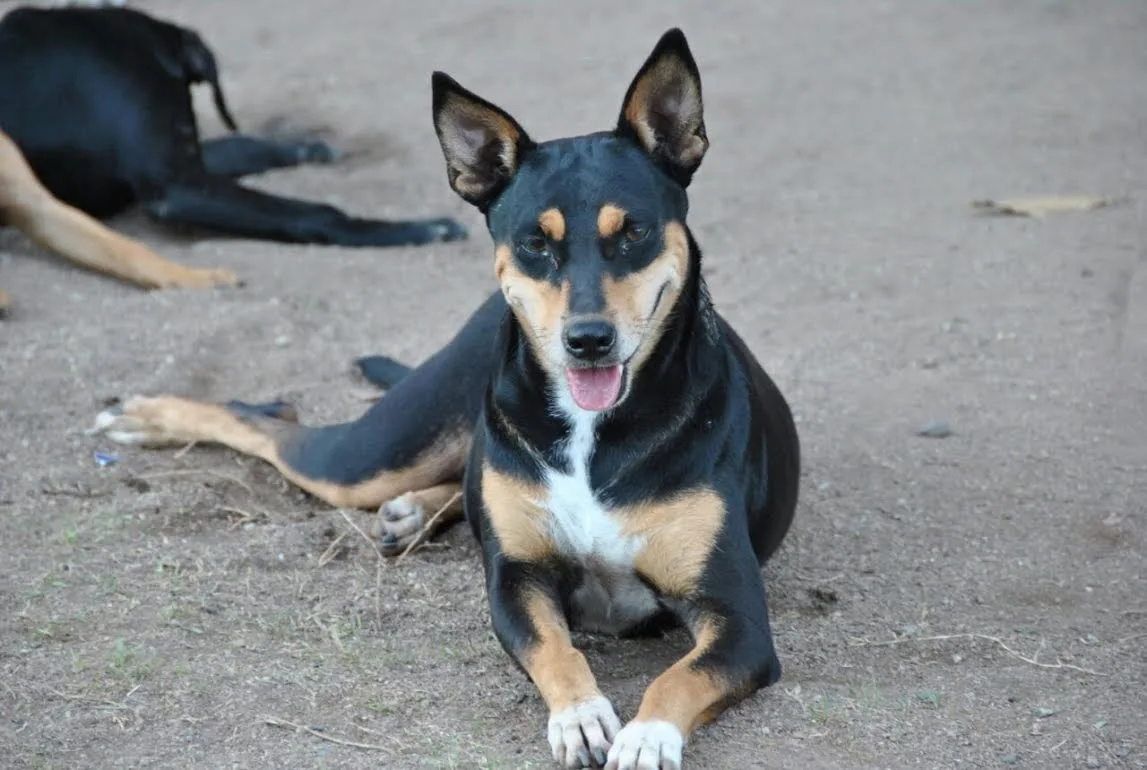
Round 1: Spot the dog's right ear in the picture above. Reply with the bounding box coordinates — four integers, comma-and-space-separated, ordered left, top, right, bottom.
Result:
432, 72, 533, 210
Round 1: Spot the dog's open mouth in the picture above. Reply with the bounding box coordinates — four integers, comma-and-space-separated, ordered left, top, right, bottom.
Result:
565, 365, 624, 411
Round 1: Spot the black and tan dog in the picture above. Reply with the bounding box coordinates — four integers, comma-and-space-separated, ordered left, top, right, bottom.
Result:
0, 5, 466, 282
90, 29, 800, 770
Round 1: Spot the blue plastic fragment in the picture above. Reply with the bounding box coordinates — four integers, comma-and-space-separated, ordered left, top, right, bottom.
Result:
93, 451, 119, 468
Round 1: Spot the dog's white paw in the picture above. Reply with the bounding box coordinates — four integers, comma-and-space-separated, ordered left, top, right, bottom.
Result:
547, 695, 621, 769
604, 720, 683, 770
375, 492, 426, 555
86, 397, 182, 448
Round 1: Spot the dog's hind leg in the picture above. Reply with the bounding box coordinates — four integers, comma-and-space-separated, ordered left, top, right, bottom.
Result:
143, 175, 468, 247
200, 135, 336, 179
0, 130, 239, 289
90, 393, 471, 518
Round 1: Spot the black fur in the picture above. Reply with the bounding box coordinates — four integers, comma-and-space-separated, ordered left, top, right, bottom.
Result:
0, 6, 466, 247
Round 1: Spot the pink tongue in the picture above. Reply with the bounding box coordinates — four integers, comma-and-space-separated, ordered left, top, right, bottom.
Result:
566, 365, 623, 411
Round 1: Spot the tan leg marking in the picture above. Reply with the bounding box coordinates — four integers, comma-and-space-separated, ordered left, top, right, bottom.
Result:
373, 482, 465, 554
538, 208, 566, 241
0, 130, 238, 290
479, 463, 555, 561
94, 396, 466, 510
520, 587, 603, 713
631, 617, 738, 735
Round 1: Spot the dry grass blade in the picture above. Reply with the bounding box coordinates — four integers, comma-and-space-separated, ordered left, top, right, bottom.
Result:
317, 529, 349, 567
395, 491, 462, 564
971, 195, 1123, 218
849, 633, 1106, 675
262, 717, 390, 752
338, 509, 383, 560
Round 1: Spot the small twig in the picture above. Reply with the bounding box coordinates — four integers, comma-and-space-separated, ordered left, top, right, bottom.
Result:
395, 492, 461, 564
338, 509, 383, 561
40, 486, 111, 499
849, 633, 1106, 676
47, 687, 136, 710
136, 469, 254, 495
317, 530, 349, 567
222, 505, 268, 531
173, 441, 198, 459
262, 717, 390, 752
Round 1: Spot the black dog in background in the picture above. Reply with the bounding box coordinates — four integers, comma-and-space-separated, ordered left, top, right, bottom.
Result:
0, 5, 467, 248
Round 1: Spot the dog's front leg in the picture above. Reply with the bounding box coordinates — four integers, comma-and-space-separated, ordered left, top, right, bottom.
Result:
487, 559, 621, 769
608, 542, 781, 770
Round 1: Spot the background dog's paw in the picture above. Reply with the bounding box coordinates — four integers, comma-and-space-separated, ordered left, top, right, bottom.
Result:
374, 493, 426, 555
605, 720, 682, 770
86, 397, 184, 448
548, 696, 621, 769
425, 217, 469, 243
296, 140, 338, 165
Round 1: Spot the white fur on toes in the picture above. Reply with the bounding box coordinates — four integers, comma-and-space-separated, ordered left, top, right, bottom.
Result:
547, 695, 622, 769
376, 493, 425, 551
605, 720, 684, 770
86, 398, 178, 448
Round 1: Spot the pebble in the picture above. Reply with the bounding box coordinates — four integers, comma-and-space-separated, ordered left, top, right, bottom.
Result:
916, 420, 953, 438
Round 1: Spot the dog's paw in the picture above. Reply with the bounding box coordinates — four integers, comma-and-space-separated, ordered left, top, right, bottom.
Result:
86, 397, 186, 448
373, 493, 426, 556
297, 140, 338, 165
156, 266, 242, 290
604, 720, 683, 770
425, 217, 469, 243
548, 696, 621, 769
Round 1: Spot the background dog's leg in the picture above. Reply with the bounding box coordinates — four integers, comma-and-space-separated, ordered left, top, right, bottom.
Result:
0, 131, 239, 290
144, 176, 468, 247
0, 287, 10, 317
200, 135, 336, 178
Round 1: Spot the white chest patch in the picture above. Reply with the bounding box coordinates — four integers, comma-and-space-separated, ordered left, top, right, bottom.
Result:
538, 393, 660, 633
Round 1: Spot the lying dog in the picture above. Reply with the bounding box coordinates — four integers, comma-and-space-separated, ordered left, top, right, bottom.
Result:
90, 29, 800, 770
0, 128, 238, 317
0, 5, 467, 259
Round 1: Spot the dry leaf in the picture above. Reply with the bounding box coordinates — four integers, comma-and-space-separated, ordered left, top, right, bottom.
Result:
971, 195, 1123, 218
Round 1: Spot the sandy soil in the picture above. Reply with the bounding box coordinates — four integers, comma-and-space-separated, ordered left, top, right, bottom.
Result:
2, 1, 1145, 768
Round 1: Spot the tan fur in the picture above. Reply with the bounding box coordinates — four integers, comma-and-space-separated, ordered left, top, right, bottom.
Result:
479, 464, 555, 561
602, 220, 690, 377
622, 57, 708, 169
109, 396, 467, 509
538, 208, 566, 242
520, 587, 605, 712
0, 129, 238, 297
437, 96, 521, 200
621, 486, 725, 597
633, 616, 739, 735
494, 244, 569, 370
596, 203, 627, 239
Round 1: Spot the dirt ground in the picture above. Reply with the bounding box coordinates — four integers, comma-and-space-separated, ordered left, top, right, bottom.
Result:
2, 1, 1145, 768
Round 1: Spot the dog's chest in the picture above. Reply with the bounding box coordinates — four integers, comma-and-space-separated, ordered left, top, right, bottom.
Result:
539, 411, 660, 633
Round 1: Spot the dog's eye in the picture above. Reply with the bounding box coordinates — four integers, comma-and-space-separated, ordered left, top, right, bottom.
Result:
520, 235, 548, 255
624, 223, 650, 243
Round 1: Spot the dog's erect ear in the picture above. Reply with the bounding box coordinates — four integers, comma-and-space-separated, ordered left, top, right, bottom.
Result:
432, 72, 533, 210
616, 28, 708, 187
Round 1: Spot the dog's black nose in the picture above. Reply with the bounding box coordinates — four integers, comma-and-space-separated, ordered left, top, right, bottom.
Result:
564, 319, 617, 361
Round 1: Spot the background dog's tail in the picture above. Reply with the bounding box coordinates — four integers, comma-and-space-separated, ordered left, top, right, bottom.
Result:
180, 30, 240, 132
355, 355, 414, 391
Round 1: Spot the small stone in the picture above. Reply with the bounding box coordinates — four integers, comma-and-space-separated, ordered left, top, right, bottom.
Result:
1086, 756, 1102, 768
275, 335, 292, 347
1034, 707, 1057, 719
916, 420, 953, 438
1001, 755, 1019, 766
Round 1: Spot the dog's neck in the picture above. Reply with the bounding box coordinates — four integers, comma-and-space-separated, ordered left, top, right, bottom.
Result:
488, 227, 726, 469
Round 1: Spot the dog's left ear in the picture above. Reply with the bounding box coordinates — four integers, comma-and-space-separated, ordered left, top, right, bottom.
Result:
616, 28, 708, 187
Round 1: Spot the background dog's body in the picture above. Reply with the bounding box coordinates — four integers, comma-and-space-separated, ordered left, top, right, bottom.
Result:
0, 5, 466, 249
